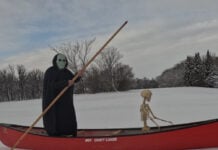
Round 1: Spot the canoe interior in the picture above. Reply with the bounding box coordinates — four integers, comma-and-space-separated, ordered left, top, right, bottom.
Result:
1, 119, 217, 138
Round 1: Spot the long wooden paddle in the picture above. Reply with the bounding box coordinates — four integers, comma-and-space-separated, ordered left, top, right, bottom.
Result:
12, 21, 128, 150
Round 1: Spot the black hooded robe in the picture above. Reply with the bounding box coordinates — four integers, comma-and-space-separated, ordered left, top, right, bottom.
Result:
42, 55, 79, 136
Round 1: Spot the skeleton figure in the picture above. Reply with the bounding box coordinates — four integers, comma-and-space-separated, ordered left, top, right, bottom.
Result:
140, 89, 173, 132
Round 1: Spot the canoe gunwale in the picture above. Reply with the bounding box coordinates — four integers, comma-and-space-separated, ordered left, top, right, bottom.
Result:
0, 118, 218, 138
1, 119, 218, 150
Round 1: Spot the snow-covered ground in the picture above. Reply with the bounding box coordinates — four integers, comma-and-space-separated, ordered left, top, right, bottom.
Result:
0, 87, 218, 149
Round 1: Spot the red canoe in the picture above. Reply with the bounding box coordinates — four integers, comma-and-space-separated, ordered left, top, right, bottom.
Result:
0, 119, 218, 150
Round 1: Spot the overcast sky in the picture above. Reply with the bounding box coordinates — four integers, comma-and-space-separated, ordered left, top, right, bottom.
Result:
1, 0, 218, 78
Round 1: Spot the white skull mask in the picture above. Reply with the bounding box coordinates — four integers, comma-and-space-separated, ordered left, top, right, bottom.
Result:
56, 54, 67, 69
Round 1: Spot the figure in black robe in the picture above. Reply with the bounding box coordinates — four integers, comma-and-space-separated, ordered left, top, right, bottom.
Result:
42, 53, 80, 136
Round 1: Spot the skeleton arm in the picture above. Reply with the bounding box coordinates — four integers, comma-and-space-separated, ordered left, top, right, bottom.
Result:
147, 104, 158, 119
148, 115, 160, 129
148, 105, 173, 125
143, 104, 160, 129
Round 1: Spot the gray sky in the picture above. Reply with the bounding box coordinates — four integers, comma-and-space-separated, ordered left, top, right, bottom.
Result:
0, 0, 218, 78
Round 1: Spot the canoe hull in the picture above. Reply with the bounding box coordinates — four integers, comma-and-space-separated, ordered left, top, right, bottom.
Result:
1, 119, 218, 150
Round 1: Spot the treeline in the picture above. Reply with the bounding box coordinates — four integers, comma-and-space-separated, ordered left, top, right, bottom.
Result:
0, 39, 136, 102
156, 50, 218, 88
1, 38, 217, 102
0, 65, 43, 102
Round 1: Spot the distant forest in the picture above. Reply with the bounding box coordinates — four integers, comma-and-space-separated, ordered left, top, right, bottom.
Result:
0, 39, 217, 102
155, 50, 218, 88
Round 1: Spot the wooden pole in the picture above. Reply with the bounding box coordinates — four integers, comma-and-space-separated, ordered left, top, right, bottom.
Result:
11, 21, 128, 150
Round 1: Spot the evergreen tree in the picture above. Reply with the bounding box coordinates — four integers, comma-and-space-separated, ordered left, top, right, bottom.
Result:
204, 50, 214, 77
192, 53, 205, 86
184, 53, 205, 86
205, 69, 218, 88
184, 56, 194, 86
203, 50, 214, 87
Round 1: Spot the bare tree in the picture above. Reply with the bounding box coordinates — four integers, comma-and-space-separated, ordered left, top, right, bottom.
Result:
51, 38, 95, 71
7, 65, 17, 100
17, 65, 27, 100
113, 63, 135, 91
85, 66, 102, 93
95, 47, 123, 91
0, 65, 17, 101
86, 61, 135, 93
0, 69, 9, 101
50, 38, 95, 93
26, 69, 44, 99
